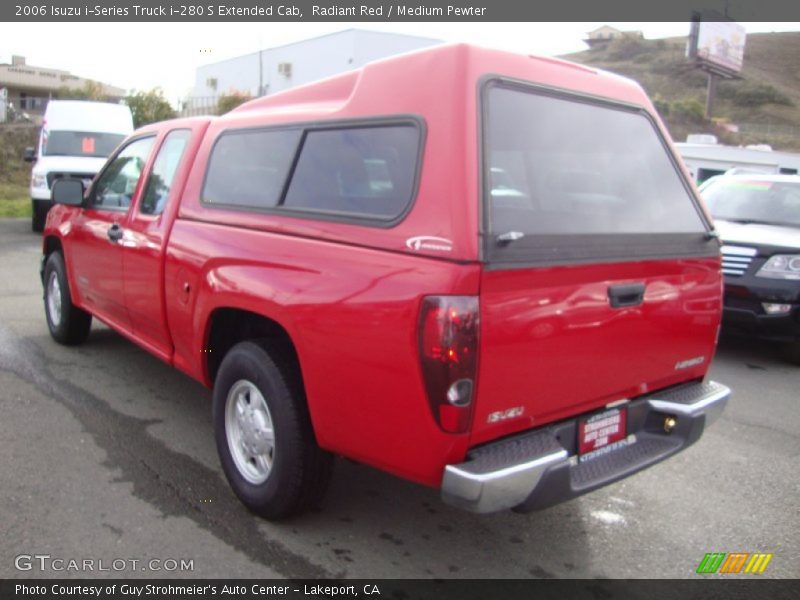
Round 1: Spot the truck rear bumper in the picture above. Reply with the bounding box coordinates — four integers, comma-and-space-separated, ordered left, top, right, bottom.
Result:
441, 380, 730, 514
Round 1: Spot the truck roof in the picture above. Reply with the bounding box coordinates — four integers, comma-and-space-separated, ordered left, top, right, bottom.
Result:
225, 43, 650, 123
173, 43, 667, 264
136, 115, 215, 136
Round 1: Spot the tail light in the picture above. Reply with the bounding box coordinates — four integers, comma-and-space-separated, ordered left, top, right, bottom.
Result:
418, 296, 479, 433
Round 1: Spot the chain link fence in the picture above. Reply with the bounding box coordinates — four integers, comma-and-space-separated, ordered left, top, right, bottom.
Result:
735, 122, 800, 140
180, 96, 219, 117
0, 92, 49, 124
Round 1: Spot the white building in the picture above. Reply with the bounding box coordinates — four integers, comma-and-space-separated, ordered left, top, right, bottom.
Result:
583, 26, 643, 49
676, 137, 800, 183
185, 29, 441, 115
0, 55, 126, 122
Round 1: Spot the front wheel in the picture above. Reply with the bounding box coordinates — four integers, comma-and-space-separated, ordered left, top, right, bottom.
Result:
213, 341, 333, 519
43, 252, 92, 345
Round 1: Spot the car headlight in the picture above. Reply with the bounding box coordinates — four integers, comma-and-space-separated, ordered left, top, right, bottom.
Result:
31, 174, 47, 189
756, 255, 800, 280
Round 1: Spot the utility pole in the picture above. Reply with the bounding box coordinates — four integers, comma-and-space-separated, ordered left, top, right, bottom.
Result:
257, 32, 265, 97
705, 71, 717, 119
258, 49, 263, 97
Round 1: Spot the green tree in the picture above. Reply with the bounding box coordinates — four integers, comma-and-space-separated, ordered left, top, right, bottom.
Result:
216, 90, 253, 115
56, 80, 111, 101
124, 88, 176, 128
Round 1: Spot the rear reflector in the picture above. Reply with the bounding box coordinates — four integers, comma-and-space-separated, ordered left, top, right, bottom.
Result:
418, 296, 479, 433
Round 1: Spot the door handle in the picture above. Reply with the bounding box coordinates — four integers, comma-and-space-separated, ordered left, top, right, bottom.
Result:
107, 223, 123, 243
608, 283, 645, 308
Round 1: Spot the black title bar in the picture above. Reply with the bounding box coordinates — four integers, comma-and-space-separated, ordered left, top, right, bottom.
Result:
3, 0, 800, 22
2, 579, 799, 600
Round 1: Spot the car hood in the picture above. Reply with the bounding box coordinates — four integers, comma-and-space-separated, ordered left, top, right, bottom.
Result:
715, 220, 800, 251
31, 155, 108, 176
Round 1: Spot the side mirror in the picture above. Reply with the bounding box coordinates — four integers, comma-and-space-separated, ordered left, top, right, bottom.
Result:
23, 147, 36, 162
52, 178, 85, 207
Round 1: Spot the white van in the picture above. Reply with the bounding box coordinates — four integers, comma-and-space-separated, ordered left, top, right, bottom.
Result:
24, 100, 134, 231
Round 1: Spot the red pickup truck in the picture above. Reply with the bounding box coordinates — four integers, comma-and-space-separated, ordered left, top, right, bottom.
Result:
42, 44, 730, 519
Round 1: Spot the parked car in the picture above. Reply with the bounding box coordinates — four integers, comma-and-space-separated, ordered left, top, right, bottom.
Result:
699, 173, 800, 363
24, 100, 133, 231
41, 44, 730, 519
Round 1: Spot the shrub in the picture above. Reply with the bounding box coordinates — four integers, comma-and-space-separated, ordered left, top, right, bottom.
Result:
727, 83, 793, 107
125, 89, 176, 128
56, 81, 113, 102
651, 94, 670, 116
671, 98, 706, 121
217, 90, 253, 115
605, 36, 651, 61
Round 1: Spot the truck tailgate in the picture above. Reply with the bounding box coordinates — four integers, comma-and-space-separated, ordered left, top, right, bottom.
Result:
470, 257, 721, 445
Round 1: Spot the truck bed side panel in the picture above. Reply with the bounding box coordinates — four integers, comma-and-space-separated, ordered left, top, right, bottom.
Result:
165, 220, 481, 486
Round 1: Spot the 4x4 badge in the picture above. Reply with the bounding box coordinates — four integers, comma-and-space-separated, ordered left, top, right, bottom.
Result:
405, 236, 453, 252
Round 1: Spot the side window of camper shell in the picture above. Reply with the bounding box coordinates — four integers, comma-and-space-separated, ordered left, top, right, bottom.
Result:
201, 120, 422, 223
282, 124, 420, 220
202, 128, 302, 209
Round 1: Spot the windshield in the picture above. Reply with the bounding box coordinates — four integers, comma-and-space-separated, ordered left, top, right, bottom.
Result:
702, 178, 800, 228
43, 131, 126, 158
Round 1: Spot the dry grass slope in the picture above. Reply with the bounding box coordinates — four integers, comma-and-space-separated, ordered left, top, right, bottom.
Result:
562, 32, 800, 151
0, 124, 38, 217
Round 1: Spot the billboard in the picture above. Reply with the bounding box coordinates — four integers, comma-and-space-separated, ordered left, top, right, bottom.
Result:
688, 20, 747, 75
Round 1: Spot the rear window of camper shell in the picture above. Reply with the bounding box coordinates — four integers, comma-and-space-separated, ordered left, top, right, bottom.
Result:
482, 79, 712, 266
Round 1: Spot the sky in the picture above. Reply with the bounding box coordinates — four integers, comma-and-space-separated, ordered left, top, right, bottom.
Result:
1, 21, 798, 102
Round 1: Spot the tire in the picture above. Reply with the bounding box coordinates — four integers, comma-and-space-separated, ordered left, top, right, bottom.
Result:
213, 340, 333, 519
43, 252, 92, 345
32, 201, 46, 233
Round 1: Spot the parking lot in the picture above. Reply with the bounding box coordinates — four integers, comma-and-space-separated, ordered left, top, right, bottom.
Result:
0, 216, 798, 579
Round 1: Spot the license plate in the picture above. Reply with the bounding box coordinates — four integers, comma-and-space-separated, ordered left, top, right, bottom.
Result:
578, 406, 627, 456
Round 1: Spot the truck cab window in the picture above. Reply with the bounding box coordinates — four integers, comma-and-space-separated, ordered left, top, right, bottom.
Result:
141, 130, 191, 215
92, 136, 155, 211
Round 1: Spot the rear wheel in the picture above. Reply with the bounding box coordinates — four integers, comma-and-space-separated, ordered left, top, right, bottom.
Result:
213, 340, 333, 519
43, 252, 92, 345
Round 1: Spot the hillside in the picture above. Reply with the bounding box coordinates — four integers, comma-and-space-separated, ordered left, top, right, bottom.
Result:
0, 124, 37, 217
562, 31, 800, 151
0, 124, 37, 185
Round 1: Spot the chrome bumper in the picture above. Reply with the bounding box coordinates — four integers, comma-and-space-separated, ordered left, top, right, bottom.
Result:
442, 380, 731, 514
646, 380, 729, 427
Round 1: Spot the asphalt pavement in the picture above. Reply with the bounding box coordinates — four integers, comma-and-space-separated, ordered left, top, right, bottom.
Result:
0, 217, 798, 579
